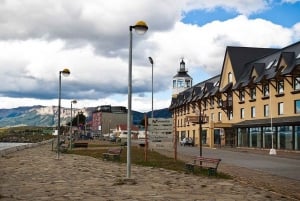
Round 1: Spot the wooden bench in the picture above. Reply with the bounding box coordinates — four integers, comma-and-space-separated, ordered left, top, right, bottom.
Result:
73, 142, 89, 148
102, 147, 123, 161
185, 156, 221, 176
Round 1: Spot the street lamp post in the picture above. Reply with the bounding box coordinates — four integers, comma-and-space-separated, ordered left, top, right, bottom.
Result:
149, 57, 154, 127
57, 68, 70, 160
269, 87, 276, 155
69, 99, 77, 150
148, 57, 154, 152
127, 20, 148, 178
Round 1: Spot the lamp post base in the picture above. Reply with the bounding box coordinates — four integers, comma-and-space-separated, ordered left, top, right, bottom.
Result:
269, 148, 277, 155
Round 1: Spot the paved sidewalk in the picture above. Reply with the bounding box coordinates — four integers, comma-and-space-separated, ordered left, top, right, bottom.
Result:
0, 143, 294, 201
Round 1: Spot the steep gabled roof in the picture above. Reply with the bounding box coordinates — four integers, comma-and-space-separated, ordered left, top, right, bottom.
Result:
226, 46, 279, 79
219, 46, 278, 90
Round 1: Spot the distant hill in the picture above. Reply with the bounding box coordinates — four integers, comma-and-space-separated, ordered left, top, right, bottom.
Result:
0, 106, 171, 127
132, 108, 172, 125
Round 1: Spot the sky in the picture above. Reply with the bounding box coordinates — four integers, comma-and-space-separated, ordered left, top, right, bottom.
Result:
0, 0, 300, 112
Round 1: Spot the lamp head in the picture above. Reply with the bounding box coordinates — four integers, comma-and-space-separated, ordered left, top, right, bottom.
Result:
61, 68, 70, 77
133, 21, 148, 35
72, 100, 77, 104
148, 57, 153, 65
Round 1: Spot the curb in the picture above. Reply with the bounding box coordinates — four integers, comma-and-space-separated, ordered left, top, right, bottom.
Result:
0, 139, 54, 157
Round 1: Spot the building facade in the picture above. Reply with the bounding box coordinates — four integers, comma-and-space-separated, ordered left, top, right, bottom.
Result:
169, 42, 300, 151
91, 105, 127, 137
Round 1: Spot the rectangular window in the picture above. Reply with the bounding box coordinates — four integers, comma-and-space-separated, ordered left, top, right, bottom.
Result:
218, 112, 222, 121
295, 100, 300, 114
228, 72, 232, 83
250, 88, 256, 100
278, 102, 284, 115
240, 108, 245, 119
277, 80, 284, 94
264, 104, 269, 117
239, 90, 245, 102
251, 106, 256, 118
263, 83, 269, 97
294, 76, 300, 90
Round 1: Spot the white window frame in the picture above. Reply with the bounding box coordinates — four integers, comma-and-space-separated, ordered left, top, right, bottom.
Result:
251, 106, 256, 118
278, 102, 284, 115
277, 80, 284, 94
264, 104, 269, 117
240, 108, 245, 119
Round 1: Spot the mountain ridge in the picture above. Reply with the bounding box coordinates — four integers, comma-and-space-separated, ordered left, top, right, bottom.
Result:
0, 105, 171, 127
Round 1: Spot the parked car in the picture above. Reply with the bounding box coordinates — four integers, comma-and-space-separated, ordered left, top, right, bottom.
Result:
110, 135, 117, 142
180, 137, 194, 146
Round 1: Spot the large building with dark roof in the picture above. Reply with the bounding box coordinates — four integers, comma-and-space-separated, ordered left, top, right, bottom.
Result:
169, 41, 300, 151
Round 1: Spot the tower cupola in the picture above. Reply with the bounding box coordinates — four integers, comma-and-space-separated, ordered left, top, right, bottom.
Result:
172, 59, 193, 98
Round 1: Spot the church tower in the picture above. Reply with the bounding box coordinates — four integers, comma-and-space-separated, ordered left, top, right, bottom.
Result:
172, 59, 192, 98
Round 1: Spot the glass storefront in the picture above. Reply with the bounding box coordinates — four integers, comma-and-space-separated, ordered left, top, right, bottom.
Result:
262, 127, 275, 149
238, 128, 248, 147
214, 129, 221, 145
296, 126, 300, 150
249, 127, 261, 148
237, 125, 300, 150
277, 126, 293, 150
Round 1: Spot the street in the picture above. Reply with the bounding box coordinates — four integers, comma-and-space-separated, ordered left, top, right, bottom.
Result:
176, 145, 300, 180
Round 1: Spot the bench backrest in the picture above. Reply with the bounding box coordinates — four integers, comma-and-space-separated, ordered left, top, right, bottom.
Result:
192, 156, 221, 168
108, 148, 122, 155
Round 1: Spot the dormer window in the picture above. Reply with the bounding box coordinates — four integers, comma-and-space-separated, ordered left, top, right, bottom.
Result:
239, 90, 245, 102
266, 59, 277, 69
294, 76, 300, 90
263, 83, 269, 97
250, 87, 256, 100
213, 81, 219, 87
277, 80, 284, 94
228, 72, 232, 83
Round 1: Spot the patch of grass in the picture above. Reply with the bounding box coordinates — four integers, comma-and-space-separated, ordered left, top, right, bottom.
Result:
68, 145, 232, 179
87, 143, 124, 148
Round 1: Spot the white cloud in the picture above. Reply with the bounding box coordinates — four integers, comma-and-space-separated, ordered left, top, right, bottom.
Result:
0, 1, 298, 112
150, 15, 293, 76
183, 0, 270, 15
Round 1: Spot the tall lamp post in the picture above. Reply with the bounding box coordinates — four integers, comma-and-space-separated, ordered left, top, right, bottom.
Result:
127, 20, 148, 178
148, 57, 154, 149
269, 87, 276, 155
57, 68, 70, 160
146, 57, 154, 161
69, 99, 77, 150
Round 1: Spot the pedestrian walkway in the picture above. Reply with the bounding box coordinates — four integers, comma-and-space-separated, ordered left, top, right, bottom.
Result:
0, 142, 295, 201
